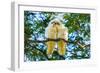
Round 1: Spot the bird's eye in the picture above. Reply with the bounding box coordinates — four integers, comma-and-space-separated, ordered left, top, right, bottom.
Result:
51, 22, 60, 25
55, 22, 60, 25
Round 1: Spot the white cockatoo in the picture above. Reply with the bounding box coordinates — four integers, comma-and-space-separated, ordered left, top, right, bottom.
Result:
45, 18, 68, 58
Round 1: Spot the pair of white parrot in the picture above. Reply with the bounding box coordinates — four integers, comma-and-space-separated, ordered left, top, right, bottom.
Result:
45, 19, 68, 58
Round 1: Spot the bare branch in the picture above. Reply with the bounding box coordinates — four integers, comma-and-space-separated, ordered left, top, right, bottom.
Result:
29, 38, 90, 49
29, 38, 68, 43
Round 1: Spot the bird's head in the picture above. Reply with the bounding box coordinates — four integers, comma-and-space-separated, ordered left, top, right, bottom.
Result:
48, 18, 64, 27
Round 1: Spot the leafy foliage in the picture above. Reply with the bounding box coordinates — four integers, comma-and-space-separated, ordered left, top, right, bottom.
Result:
24, 11, 90, 61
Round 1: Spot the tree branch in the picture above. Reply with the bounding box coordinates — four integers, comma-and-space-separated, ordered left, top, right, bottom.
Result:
29, 38, 68, 43
29, 38, 90, 49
